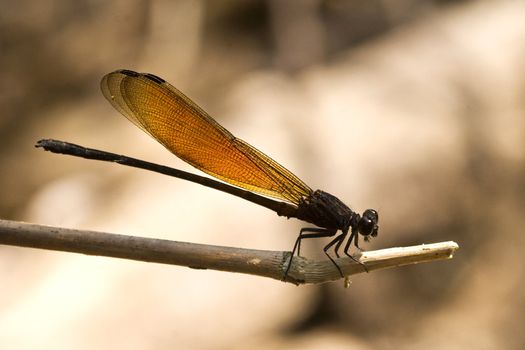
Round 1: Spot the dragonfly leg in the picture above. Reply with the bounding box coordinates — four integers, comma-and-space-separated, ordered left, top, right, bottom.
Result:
294, 227, 337, 257
332, 231, 349, 258
323, 232, 349, 277
284, 228, 337, 280
343, 227, 368, 272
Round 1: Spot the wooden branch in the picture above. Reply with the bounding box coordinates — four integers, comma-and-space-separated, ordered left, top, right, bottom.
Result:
0, 219, 458, 285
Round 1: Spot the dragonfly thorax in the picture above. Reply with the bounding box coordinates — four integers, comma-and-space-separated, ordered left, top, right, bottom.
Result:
296, 190, 355, 231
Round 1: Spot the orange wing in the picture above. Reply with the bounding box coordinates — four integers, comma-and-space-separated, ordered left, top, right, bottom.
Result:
100, 69, 311, 204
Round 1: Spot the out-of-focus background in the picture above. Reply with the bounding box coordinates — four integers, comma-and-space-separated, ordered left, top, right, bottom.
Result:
1, 0, 525, 349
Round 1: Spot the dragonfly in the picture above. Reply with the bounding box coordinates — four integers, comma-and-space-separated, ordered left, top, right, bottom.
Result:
37, 69, 379, 279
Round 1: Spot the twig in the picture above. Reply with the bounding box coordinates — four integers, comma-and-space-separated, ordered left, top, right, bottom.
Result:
0, 219, 458, 285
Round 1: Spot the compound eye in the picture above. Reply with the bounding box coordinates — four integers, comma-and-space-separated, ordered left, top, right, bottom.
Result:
358, 209, 379, 236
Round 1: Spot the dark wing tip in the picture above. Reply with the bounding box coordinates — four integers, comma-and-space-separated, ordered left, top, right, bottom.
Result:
143, 73, 166, 84
104, 70, 166, 85
115, 69, 140, 77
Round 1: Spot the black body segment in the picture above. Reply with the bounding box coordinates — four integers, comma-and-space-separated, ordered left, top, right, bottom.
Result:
296, 190, 355, 231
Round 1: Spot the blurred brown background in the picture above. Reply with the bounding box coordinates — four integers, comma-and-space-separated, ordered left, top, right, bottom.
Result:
1, 0, 525, 349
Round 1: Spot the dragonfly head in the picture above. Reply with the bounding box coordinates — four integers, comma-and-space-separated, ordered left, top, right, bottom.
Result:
358, 209, 379, 242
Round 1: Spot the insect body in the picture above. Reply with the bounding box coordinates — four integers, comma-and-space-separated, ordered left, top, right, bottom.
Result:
99, 69, 379, 278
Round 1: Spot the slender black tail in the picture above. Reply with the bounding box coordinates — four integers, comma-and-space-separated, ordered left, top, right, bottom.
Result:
35, 139, 299, 218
